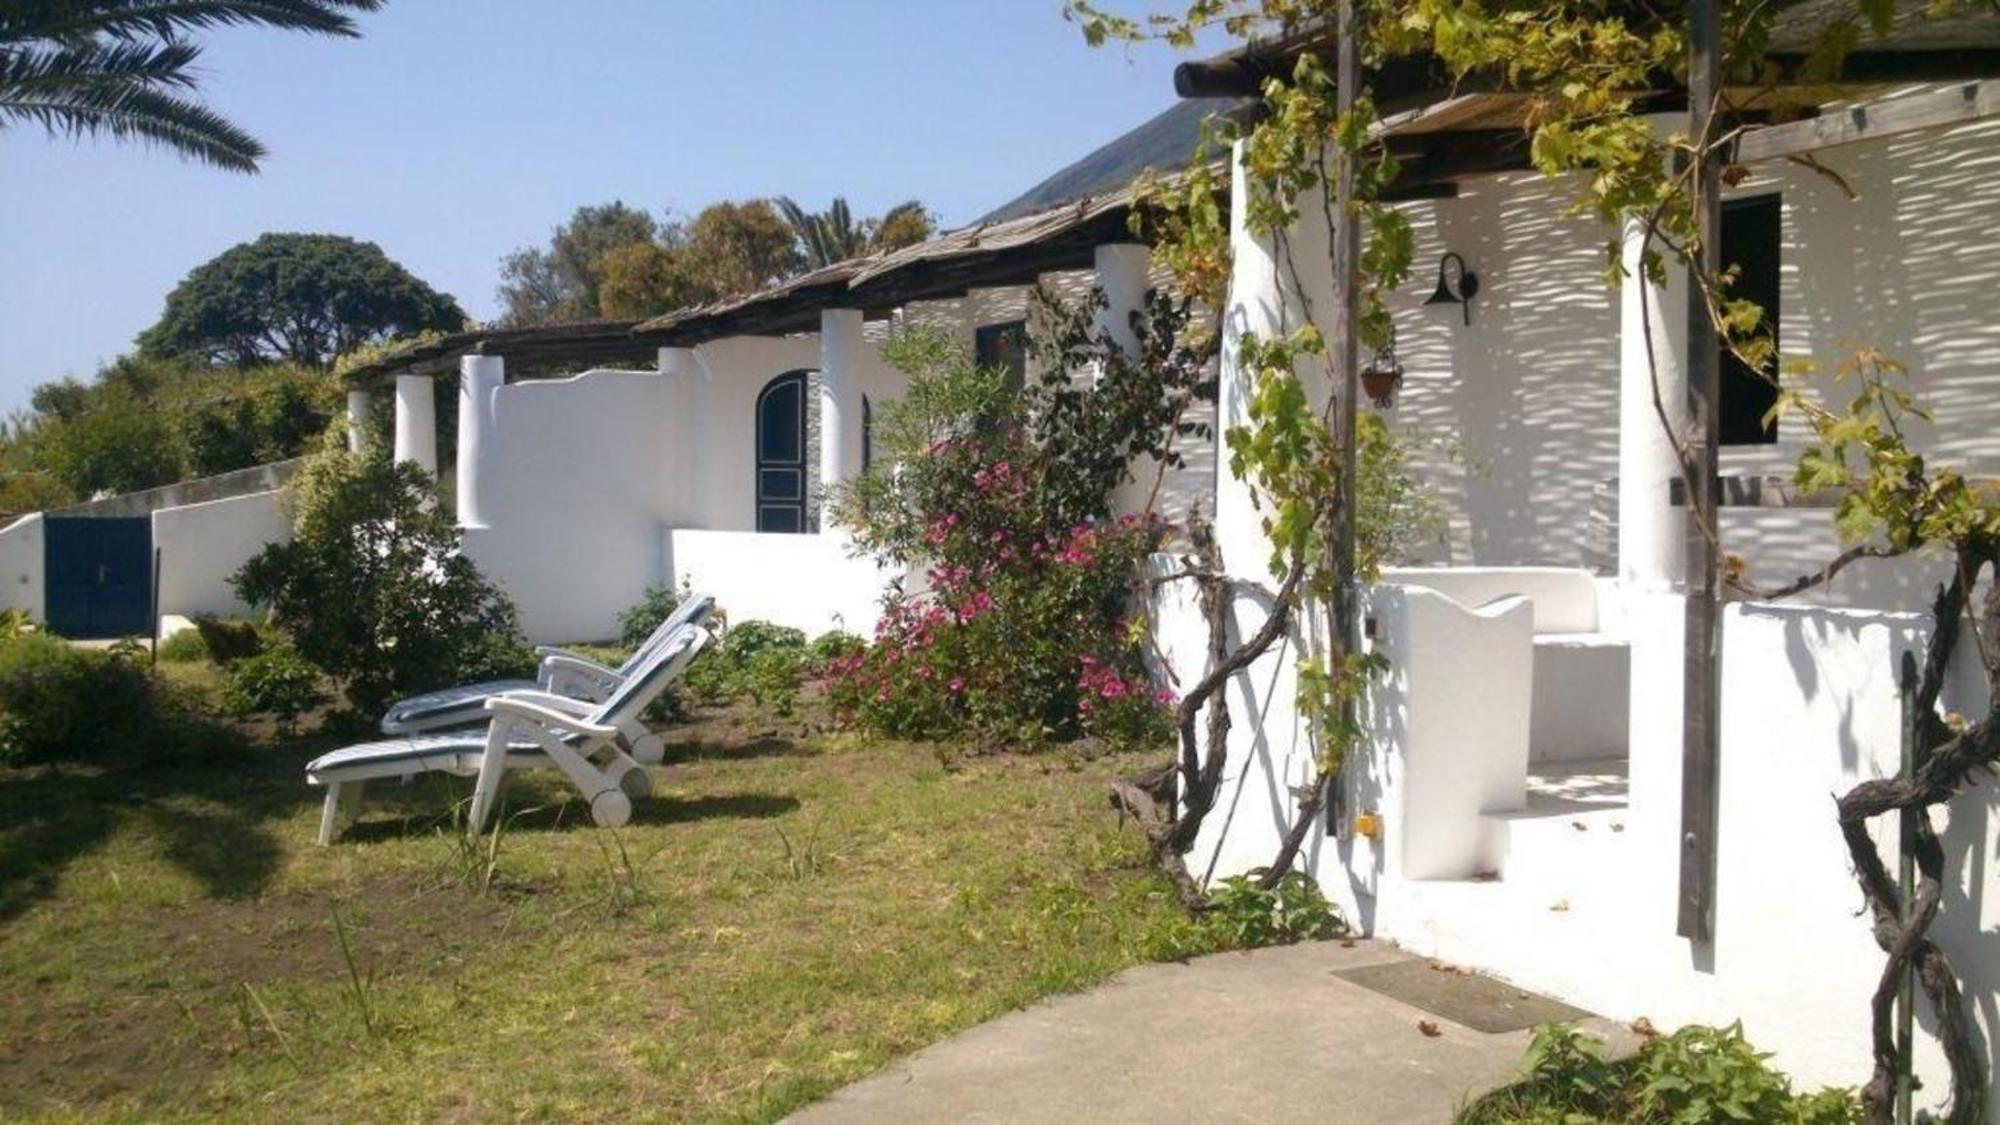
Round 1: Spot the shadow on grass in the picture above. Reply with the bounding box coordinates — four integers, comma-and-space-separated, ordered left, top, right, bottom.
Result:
0, 744, 316, 924
337, 786, 802, 844
663, 736, 818, 764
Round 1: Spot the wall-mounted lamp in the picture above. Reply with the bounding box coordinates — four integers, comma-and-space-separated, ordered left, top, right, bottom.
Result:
1423, 251, 1480, 326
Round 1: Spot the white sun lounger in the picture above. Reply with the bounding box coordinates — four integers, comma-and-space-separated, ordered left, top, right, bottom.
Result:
378, 593, 716, 743
307, 623, 710, 845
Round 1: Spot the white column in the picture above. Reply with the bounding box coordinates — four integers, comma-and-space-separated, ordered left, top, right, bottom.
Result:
345, 388, 371, 453
1617, 215, 1690, 590
659, 346, 700, 526
392, 373, 438, 477
456, 355, 504, 527
1094, 243, 1152, 358
819, 309, 864, 498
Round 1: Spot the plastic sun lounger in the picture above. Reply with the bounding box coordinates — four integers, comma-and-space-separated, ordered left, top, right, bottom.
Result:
306, 624, 711, 845
378, 594, 716, 743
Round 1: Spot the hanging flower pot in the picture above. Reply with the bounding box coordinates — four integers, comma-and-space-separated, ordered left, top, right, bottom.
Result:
1361, 362, 1403, 407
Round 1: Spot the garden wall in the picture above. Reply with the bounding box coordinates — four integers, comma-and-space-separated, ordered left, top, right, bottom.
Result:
665, 529, 892, 637
151, 490, 290, 621
0, 514, 44, 621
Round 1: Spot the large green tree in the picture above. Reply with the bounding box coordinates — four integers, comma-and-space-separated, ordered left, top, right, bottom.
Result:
0, 0, 381, 173
137, 233, 466, 368
496, 201, 660, 326
597, 199, 803, 319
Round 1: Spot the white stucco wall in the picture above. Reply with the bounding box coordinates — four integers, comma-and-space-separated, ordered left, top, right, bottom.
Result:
459, 367, 673, 644
666, 529, 894, 637
0, 514, 44, 621
151, 490, 290, 620
1384, 111, 2000, 613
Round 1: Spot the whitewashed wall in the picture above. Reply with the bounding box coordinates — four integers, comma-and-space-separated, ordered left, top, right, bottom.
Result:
151, 490, 289, 620
666, 529, 893, 637
459, 367, 674, 643
0, 514, 44, 620
1385, 111, 2000, 612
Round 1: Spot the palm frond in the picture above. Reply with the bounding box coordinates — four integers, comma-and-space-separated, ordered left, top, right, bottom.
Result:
0, 39, 201, 92
1, 1, 383, 46
0, 76, 262, 170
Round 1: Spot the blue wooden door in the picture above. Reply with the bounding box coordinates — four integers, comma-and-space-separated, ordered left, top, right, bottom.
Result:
755, 371, 809, 533
44, 517, 154, 639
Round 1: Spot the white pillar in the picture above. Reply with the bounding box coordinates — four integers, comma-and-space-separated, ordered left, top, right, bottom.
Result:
345, 388, 371, 453
659, 346, 700, 526
819, 309, 864, 498
456, 355, 504, 527
1094, 243, 1152, 357
392, 373, 438, 477
1617, 215, 1691, 590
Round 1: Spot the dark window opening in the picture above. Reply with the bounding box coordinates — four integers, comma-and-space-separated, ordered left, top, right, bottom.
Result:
974, 320, 1028, 391
1720, 194, 1781, 446
861, 395, 873, 472
755, 371, 809, 533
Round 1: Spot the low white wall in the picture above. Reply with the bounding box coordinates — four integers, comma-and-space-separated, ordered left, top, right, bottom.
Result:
460, 368, 674, 644
1180, 564, 2000, 1105
151, 490, 290, 621
0, 514, 44, 621
666, 529, 895, 637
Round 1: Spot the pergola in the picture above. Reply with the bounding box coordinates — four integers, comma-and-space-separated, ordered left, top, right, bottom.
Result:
1171, 0, 2000, 940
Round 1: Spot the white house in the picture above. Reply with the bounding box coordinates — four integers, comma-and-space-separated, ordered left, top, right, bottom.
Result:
1145, 8, 2000, 1114
334, 192, 1215, 644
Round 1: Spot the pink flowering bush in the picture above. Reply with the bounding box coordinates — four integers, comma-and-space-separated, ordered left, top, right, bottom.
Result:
826, 293, 1207, 750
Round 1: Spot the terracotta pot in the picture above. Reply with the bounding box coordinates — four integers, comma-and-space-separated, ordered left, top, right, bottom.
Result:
1361, 366, 1403, 406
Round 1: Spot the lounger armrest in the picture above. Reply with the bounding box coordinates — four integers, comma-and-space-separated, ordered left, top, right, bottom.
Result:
484, 696, 619, 739
539, 652, 621, 686
492, 689, 599, 717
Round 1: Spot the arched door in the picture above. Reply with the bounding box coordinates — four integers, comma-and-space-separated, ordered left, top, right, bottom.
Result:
755, 371, 809, 533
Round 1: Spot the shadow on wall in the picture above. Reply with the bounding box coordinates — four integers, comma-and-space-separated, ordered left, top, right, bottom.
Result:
1720, 115, 2000, 613
1389, 172, 1620, 569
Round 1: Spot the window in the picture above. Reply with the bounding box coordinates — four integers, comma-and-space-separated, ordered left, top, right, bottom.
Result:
974, 320, 1028, 391
1719, 194, 1781, 445
755, 371, 809, 533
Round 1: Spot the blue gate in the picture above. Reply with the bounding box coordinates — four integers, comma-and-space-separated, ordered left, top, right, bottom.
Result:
44, 517, 154, 639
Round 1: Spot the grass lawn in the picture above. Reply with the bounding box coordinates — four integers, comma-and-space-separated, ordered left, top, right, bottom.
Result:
0, 684, 1197, 1122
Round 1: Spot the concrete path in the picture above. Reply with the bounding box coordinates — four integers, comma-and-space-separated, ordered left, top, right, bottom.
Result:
789, 940, 1631, 1125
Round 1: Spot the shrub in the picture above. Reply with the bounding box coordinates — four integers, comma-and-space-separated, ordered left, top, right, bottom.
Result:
233, 446, 531, 716
618, 581, 684, 650
1458, 1022, 1861, 1125
684, 620, 809, 710
155, 627, 211, 663
826, 296, 1201, 748
1201, 870, 1347, 948
0, 633, 234, 768
192, 615, 263, 664
808, 630, 865, 672
222, 646, 327, 736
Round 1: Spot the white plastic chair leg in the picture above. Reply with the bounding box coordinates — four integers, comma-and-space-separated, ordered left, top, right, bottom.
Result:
316, 780, 362, 846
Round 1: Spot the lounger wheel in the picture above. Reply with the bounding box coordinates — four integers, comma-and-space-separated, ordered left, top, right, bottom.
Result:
588, 789, 633, 828
618, 765, 653, 801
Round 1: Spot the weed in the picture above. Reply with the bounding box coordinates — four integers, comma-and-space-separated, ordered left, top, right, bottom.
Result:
329, 906, 377, 1038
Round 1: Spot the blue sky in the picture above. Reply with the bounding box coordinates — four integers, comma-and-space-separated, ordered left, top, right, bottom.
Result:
0, 1, 1213, 412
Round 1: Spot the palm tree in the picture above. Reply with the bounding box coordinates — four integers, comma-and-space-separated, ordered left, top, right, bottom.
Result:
0, 1, 382, 173
777, 196, 933, 269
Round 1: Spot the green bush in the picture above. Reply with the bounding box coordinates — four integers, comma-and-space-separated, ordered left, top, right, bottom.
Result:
1458, 1022, 1860, 1125
1202, 870, 1347, 949
682, 620, 810, 712
618, 581, 685, 650
222, 646, 327, 736
808, 629, 865, 671
0, 633, 235, 768
155, 628, 211, 663
233, 447, 531, 716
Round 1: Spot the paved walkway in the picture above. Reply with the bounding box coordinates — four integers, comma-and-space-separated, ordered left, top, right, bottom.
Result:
789, 939, 1631, 1125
